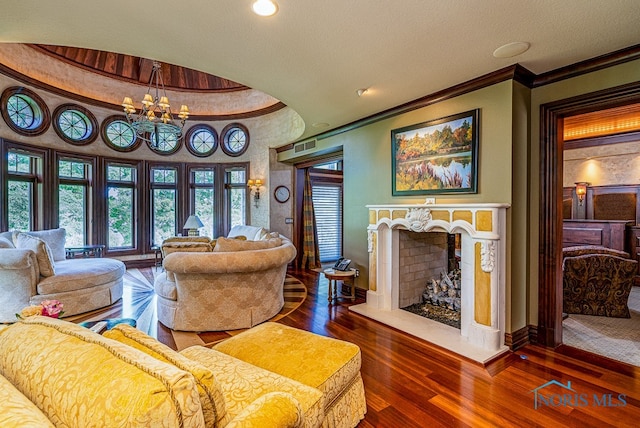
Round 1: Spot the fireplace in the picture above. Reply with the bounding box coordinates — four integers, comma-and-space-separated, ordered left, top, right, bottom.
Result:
350, 202, 509, 363
397, 231, 462, 328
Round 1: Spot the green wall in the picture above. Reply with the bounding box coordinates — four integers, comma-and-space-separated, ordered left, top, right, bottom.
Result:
528, 58, 640, 326
282, 80, 522, 332
279, 57, 640, 335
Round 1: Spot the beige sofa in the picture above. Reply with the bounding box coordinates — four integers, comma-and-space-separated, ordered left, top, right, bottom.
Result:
155, 234, 297, 331
0, 229, 125, 323
0, 317, 366, 428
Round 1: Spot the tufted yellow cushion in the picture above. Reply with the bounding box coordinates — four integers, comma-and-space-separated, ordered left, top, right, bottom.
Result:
0, 373, 55, 428
104, 324, 229, 427
213, 237, 282, 252
225, 392, 303, 428
0, 316, 205, 428
213, 322, 361, 409
182, 346, 324, 428
15, 233, 56, 277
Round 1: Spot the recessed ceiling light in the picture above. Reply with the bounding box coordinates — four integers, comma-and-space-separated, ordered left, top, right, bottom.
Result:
356, 88, 369, 97
252, 0, 278, 17
493, 42, 530, 59
312, 122, 330, 129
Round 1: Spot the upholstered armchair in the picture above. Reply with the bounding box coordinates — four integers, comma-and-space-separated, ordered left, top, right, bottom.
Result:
562, 245, 638, 318
155, 236, 296, 331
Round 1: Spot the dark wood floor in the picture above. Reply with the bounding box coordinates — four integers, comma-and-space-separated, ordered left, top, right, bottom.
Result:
132, 267, 640, 427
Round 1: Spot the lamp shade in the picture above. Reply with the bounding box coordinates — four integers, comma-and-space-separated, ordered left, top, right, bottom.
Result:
183, 215, 204, 230
575, 182, 588, 197
142, 93, 154, 106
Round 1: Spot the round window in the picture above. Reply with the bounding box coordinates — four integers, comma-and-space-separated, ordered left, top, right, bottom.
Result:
149, 128, 181, 155
101, 115, 141, 152
1, 87, 50, 136
53, 104, 98, 145
221, 123, 249, 156
185, 124, 218, 157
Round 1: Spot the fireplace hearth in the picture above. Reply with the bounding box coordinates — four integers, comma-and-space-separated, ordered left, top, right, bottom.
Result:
350, 202, 510, 363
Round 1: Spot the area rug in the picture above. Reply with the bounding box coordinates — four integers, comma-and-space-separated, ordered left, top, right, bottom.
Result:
66, 268, 307, 350
562, 286, 640, 367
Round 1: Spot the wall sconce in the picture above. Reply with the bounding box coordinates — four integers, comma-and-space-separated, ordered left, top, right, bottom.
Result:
247, 178, 263, 208
575, 182, 589, 206
183, 215, 204, 236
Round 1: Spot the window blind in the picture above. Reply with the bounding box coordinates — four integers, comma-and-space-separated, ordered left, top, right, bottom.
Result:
311, 183, 343, 262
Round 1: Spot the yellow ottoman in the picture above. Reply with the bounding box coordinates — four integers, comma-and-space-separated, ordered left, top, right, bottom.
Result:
213, 322, 366, 428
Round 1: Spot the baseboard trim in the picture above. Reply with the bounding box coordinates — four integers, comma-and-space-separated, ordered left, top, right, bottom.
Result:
505, 325, 538, 350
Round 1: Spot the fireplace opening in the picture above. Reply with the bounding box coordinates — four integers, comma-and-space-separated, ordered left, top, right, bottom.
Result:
399, 231, 462, 329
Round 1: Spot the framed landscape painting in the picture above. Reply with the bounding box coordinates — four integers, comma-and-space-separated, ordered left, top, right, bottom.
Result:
392, 109, 479, 195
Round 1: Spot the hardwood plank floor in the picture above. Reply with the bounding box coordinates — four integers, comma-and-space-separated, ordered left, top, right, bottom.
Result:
116, 267, 640, 427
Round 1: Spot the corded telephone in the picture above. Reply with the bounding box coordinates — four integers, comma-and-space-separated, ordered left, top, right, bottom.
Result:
333, 257, 351, 271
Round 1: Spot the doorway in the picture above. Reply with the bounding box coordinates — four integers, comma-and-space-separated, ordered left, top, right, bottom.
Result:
293, 158, 344, 267
538, 81, 640, 352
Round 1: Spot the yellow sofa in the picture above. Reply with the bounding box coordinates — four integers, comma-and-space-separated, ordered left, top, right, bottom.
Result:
0, 317, 366, 428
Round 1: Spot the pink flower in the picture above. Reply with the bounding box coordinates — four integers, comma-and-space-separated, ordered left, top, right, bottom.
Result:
41, 300, 64, 318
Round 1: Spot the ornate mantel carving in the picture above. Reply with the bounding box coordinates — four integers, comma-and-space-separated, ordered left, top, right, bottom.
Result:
480, 240, 496, 272
405, 207, 432, 232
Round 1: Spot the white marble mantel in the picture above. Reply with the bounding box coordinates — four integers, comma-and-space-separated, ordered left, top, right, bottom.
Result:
350, 202, 510, 363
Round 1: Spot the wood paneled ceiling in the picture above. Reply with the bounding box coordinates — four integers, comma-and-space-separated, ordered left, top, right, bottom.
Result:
564, 103, 640, 141
31, 44, 247, 92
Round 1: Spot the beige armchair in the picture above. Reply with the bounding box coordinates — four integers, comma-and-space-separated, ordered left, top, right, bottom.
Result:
154, 237, 296, 331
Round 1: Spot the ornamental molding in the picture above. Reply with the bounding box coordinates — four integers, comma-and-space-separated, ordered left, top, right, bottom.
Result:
480, 240, 496, 272
367, 230, 374, 253
405, 208, 433, 232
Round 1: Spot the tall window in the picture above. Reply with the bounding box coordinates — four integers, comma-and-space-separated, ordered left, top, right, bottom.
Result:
312, 183, 343, 262
58, 159, 91, 246
225, 167, 247, 232
190, 168, 215, 238
150, 167, 177, 246
107, 163, 136, 249
7, 151, 40, 231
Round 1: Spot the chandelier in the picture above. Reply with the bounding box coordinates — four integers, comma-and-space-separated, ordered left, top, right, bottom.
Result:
121, 61, 189, 147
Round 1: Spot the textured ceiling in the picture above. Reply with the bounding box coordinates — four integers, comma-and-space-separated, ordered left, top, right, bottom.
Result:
0, 0, 639, 142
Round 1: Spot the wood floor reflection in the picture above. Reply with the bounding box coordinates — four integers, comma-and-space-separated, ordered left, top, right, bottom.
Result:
70, 267, 640, 427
